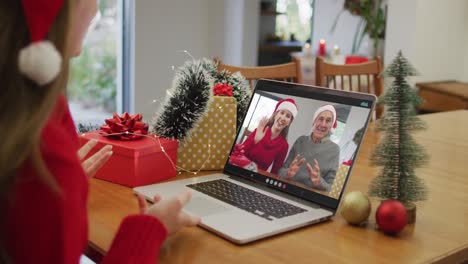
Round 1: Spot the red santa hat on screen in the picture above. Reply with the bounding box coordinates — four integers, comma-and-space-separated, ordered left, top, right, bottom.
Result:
18, 0, 64, 86
312, 104, 337, 133
274, 98, 298, 118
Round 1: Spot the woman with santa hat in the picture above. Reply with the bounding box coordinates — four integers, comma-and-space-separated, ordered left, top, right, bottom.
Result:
233, 98, 298, 175
1, 0, 198, 263
278, 104, 340, 192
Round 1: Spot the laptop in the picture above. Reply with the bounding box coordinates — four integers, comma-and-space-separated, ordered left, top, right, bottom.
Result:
134, 79, 376, 244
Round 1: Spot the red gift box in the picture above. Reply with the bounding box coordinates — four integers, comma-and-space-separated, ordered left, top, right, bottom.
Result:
80, 132, 178, 187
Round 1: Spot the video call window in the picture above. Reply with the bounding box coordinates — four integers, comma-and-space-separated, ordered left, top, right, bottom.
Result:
229, 91, 370, 199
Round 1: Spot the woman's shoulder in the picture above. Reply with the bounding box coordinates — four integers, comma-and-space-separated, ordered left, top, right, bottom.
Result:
41, 95, 80, 160
41, 116, 79, 164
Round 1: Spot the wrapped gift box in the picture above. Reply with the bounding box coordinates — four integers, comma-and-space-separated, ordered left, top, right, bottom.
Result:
329, 164, 350, 199
80, 132, 178, 187
177, 96, 237, 170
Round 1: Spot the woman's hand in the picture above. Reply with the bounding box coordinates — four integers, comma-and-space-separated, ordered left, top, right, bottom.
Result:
78, 139, 113, 177
137, 191, 201, 235
307, 159, 321, 186
287, 154, 305, 179
254, 116, 269, 144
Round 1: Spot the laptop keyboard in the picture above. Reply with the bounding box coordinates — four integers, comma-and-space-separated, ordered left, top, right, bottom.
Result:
187, 179, 307, 221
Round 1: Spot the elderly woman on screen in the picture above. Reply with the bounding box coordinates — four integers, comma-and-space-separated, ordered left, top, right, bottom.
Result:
278, 105, 340, 191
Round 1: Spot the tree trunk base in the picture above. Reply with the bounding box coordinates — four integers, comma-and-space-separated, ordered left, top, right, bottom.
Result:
406, 204, 417, 224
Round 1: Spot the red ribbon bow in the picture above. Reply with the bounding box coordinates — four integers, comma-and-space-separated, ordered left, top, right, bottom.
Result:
99, 112, 149, 140
213, 82, 233, 96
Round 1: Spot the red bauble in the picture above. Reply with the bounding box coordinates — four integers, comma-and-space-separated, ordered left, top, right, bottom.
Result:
376, 200, 407, 235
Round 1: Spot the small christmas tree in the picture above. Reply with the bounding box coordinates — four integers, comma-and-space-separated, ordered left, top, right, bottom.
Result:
368, 51, 429, 207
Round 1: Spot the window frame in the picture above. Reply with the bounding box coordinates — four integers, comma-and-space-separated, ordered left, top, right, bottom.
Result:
119, 0, 134, 113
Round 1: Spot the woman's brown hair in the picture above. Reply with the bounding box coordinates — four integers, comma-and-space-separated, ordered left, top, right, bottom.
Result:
265, 110, 294, 140
0, 0, 72, 261
0, 0, 72, 195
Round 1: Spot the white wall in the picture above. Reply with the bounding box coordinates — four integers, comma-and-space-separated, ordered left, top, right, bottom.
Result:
312, 0, 370, 56
383, 0, 418, 66
385, 0, 468, 83
224, 0, 244, 66
462, 2, 468, 82
134, 0, 259, 118
413, 0, 465, 82
208, 0, 226, 63
314, 0, 468, 83
134, 0, 212, 118
219, 0, 260, 66
133, 0, 468, 119
338, 107, 369, 147
242, 0, 260, 66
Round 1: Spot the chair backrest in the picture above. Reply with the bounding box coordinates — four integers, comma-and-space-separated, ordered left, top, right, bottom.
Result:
315, 56, 384, 118
215, 57, 303, 90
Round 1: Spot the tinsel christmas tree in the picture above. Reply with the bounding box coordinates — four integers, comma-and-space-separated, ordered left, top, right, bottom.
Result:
368, 51, 429, 206
152, 59, 214, 140
152, 58, 250, 141
77, 122, 101, 134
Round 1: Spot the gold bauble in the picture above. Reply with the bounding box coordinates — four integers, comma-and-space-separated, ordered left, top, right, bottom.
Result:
341, 191, 371, 225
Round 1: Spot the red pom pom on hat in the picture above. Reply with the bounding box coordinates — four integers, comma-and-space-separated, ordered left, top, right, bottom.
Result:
18, 0, 65, 86
274, 98, 298, 118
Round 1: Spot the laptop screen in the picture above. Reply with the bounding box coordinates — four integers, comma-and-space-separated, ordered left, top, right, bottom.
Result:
224, 79, 376, 210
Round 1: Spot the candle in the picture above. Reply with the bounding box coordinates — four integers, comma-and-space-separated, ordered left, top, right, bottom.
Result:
303, 43, 311, 55
331, 44, 345, 64
333, 45, 340, 55
318, 39, 326, 57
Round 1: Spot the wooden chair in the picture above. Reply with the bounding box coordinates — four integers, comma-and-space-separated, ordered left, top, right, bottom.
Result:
215, 57, 303, 90
315, 56, 384, 118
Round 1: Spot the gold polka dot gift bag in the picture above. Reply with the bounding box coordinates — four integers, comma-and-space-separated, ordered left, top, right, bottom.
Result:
177, 96, 237, 171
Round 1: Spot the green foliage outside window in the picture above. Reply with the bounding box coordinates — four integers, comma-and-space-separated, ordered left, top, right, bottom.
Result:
275, 0, 313, 42
68, 41, 117, 112
68, 0, 117, 113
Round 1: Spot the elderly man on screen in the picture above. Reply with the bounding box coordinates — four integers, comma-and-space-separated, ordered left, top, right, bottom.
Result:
278, 105, 340, 192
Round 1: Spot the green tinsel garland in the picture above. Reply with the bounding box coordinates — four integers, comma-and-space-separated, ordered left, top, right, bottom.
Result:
152, 58, 251, 141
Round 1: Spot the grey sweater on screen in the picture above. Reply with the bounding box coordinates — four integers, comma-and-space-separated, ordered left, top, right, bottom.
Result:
278, 134, 340, 191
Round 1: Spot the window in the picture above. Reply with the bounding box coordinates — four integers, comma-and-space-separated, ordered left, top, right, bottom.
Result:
237, 92, 282, 144
330, 104, 351, 143
275, 0, 313, 42
69, 0, 133, 128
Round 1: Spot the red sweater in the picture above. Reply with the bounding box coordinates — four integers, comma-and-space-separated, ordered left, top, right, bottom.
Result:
4, 95, 167, 263
242, 127, 289, 174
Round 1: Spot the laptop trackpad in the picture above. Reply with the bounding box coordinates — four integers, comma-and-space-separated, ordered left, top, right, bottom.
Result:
184, 196, 233, 217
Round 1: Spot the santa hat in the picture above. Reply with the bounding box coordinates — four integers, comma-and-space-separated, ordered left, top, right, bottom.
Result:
274, 98, 298, 118
312, 104, 337, 133
18, 0, 64, 86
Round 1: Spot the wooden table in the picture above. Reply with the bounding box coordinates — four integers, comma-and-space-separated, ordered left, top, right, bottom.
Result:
87, 110, 468, 263
417, 81, 468, 112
